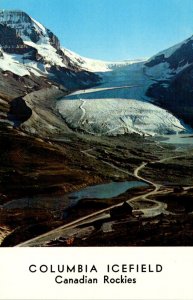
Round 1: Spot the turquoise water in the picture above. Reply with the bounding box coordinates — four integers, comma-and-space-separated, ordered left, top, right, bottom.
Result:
3, 181, 147, 210
69, 181, 147, 204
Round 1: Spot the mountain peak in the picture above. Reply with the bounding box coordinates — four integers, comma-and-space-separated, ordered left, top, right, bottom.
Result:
0, 10, 32, 26
0, 9, 48, 44
0, 9, 61, 52
0, 9, 99, 89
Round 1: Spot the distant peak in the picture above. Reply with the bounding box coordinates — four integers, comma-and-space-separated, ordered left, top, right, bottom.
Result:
0, 9, 26, 12
0, 9, 28, 15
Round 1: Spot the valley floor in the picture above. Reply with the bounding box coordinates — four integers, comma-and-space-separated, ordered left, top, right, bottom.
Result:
1, 126, 193, 246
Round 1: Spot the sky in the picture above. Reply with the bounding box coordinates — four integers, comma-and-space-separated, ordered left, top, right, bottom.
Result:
0, 0, 193, 61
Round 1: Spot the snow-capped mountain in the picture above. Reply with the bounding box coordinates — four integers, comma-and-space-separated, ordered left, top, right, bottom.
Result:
145, 36, 193, 75
142, 34, 193, 92
0, 10, 99, 89
144, 35, 193, 128
0, 10, 60, 49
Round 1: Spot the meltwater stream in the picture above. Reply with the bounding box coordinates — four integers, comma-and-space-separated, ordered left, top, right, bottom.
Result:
161, 134, 193, 145
2, 181, 147, 211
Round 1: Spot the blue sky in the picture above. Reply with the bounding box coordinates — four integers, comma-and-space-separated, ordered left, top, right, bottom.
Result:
0, 0, 193, 61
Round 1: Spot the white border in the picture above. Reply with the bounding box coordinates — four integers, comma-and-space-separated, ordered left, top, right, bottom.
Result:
0, 247, 192, 300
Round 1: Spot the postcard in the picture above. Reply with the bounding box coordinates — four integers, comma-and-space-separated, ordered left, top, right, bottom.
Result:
0, 0, 192, 299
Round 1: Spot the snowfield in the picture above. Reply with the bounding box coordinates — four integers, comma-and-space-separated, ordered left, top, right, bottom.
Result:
62, 47, 143, 72
0, 52, 47, 77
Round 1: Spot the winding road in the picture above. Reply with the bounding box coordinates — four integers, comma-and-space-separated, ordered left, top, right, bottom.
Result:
16, 144, 186, 247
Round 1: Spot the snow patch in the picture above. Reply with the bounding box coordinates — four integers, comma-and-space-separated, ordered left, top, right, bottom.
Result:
0, 51, 30, 76
0, 50, 49, 77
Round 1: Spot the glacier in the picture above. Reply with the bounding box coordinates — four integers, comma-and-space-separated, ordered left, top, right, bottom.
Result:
57, 61, 189, 136
0, 9, 192, 136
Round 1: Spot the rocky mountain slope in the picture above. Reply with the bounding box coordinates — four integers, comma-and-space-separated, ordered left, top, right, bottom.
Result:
0, 10, 100, 136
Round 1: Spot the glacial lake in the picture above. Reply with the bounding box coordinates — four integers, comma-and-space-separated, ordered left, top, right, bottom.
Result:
2, 181, 147, 211
68, 181, 148, 205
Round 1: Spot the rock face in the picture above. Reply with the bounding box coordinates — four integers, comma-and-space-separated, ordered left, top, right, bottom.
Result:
0, 24, 33, 54
8, 97, 32, 126
145, 36, 193, 127
0, 10, 100, 90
